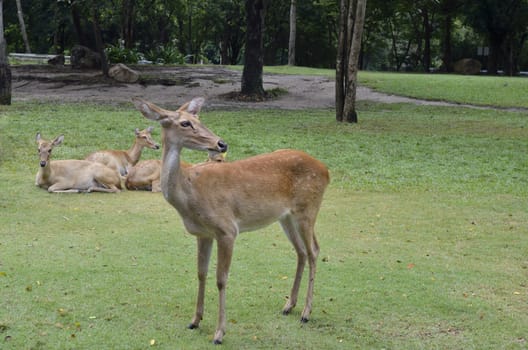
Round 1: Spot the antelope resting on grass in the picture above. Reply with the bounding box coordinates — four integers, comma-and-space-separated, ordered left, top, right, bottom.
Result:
35, 133, 121, 193
85, 127, 159, 176
133, 97, 330, 344
125, 151, 226, 192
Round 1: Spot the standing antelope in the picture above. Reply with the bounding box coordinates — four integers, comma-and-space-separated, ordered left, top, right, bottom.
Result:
133, 97, 329, 344
125, 151, 226, 192
85, 127, 160, 176
35, 133, 121, 193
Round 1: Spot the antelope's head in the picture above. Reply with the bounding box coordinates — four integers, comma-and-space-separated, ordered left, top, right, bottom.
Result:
132, 97, 227, 154
35, 133, 64, 167
135, 126, 160, 150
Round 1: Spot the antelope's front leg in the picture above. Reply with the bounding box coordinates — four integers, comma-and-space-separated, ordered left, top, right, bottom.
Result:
213, 236, 235, 345
189, 237, 213, 329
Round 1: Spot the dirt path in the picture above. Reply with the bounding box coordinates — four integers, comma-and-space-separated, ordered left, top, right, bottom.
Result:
9, 65, 504, 111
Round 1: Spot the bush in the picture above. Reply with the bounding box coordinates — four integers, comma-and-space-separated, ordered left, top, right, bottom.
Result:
105, 44, 142, 64
144, 44, 184, 64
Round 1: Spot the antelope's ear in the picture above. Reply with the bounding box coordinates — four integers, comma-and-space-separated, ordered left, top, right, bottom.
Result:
132, 97, 164, 122
187, 97, 205, 115
53, 135, 64, 146
36, 132, 41, 142
146, 126, 154, 133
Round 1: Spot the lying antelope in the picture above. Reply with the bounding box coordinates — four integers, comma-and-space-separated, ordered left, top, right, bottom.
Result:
133, 97, 329, 344
125, 151, 226, 192
85, 126, 160, 176
35, 133, 121, 193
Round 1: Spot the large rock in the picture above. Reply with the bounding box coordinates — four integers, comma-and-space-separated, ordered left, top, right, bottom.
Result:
108, 63, 140, 83
71, 45, 101, 69
48, 54, 65, 66
453, 58, 481, 75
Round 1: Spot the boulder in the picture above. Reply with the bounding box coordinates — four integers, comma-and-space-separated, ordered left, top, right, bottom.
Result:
453, 58, 481, 75
108, 63, 140, 83
48, 54, 65, 66
71, 45, 101, 69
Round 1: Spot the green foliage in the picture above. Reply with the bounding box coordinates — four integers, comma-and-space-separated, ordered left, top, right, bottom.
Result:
105, 44, 142, 64
2, 0, 528, 72
144, 44, 184, 64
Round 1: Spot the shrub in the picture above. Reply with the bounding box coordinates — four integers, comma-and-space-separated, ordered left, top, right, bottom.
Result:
144, 44, 184, 64
105, 44, 142, 64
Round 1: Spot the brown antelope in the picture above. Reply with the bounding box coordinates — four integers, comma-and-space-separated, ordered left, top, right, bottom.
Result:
125, 151, 226, 192
35, 133, 121, 193
85, 127, 160, 176
133, 97, 329, 345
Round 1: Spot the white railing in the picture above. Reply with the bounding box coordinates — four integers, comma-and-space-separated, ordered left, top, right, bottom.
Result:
9, 53, 71, 64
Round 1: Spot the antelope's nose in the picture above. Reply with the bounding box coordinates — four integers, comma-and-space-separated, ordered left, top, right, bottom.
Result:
217, 140, 228, 153
40, 161, 47, 167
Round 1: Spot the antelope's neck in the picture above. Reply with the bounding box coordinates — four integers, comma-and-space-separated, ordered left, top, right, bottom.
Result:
38, 162, 52, 183
160, 135, 184, 204
127, 140, 143, 164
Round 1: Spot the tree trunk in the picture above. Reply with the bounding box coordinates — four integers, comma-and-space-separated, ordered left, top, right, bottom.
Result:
241, 0, 266, 97
91, 5, 108, 76
121, 0, 135, 49
336, 0, 366, 123
15, 0, 30, 53
71, 1, 88, 46
288, 0, 296, 66
487, 36, 501, 75
0, 0, 11, 105
440, 11, 453, 72
343, 0, 366, 123
422, 9, 432, 72
335, 0, 348, 121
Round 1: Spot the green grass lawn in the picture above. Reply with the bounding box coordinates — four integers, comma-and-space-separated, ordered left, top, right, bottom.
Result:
1, 81, 527, 349
262, 65, 528, 109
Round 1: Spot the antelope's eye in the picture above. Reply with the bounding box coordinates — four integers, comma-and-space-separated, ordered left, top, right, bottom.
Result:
180, 121, 192, 128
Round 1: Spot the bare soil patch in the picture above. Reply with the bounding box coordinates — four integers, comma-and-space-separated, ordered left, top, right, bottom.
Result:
10, 64, 413, 110
10, 64, 486, 110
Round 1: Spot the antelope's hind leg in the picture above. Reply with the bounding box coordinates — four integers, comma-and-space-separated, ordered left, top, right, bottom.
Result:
279, 215, 308, 317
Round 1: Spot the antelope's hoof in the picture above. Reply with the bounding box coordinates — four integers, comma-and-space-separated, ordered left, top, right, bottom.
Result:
188, 323, 198, 330
300, 317, 309, 323
213, 339, 223, 345
282, 309, 290, 316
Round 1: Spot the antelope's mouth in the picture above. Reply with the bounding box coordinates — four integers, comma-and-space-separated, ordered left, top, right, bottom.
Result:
215, 140, 228, 153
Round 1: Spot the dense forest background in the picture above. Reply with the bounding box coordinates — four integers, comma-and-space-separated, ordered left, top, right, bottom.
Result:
3, 0, 528, 75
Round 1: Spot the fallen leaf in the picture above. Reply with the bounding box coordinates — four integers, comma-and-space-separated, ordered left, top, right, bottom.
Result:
150, 339, 156, 346
407, 263, 415, 269
57, 308, 68, 317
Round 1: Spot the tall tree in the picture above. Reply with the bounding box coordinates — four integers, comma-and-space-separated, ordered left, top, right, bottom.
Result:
91, 4, 109, 76
0, 0, 11, 105
121, 0, 135, 49
439, 0, 462, 72
336, 0, 367, 123
288, 0, 296, 65
241, 0, 266, 97
464, 0, 528, 75
15, 0, 30, 53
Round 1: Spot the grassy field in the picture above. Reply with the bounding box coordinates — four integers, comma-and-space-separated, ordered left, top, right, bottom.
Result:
263, 65, 528, 109
0, 75, 527, 349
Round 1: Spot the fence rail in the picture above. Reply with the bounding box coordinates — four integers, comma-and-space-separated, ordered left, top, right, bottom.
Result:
9, 53, 71, 64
